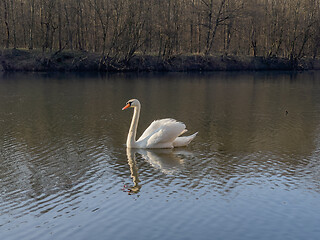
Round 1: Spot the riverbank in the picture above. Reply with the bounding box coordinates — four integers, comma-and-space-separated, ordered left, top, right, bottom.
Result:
1, 49, 320, 72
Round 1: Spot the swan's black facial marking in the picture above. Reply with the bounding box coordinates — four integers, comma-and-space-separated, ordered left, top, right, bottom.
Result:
127, 101, 133, 106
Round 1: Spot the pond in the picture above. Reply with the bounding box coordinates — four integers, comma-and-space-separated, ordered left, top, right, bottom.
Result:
0, 71, 320, 240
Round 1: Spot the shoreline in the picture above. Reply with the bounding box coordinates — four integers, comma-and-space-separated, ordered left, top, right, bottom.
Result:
1, 49, 320, 72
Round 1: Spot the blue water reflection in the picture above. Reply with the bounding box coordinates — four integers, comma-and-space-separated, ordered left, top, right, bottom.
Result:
1, 71, 320, 240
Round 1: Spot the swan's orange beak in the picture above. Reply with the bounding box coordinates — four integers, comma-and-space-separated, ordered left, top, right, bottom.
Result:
122, 103, 131, 110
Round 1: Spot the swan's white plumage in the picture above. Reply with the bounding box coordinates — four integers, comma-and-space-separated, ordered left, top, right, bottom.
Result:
123, 99, 197, 149
173, 132, 198, 147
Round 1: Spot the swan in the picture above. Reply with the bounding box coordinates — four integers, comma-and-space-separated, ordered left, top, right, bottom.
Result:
122, 99, 198, 148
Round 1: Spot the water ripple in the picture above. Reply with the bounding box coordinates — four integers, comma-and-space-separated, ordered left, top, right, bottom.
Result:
1, 72, 320, 240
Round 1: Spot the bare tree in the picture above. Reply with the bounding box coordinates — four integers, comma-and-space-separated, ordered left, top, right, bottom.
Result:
3, 0, 11, 48
0, 0, 319, 60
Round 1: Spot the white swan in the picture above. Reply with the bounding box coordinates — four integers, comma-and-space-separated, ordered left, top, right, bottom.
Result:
122, 99, 198, 149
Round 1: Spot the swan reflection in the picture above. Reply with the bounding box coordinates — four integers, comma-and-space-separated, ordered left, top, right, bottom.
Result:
126, 148, 192, 194
126, 148, 141, 194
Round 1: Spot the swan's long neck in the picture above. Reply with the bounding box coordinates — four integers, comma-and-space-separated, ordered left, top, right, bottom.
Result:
127, 104, 140, 148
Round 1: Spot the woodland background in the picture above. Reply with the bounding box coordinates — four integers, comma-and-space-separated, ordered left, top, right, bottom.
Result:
0, 0, 319, 64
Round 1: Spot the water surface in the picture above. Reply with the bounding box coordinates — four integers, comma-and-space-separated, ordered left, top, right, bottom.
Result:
1, 72, 320, 240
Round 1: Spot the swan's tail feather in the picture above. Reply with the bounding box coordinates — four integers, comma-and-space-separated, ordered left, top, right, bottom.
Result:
173, 132, 198, 147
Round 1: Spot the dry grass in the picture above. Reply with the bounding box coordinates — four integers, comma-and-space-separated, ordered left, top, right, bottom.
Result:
1, 49, 319, 72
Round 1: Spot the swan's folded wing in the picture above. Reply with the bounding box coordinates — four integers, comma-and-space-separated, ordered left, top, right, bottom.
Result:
138, 118, 185, 142
146, 120, 186, 148
173, 132, 198, 147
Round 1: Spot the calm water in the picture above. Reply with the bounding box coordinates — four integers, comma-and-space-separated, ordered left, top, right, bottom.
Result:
1, 72, 320, 240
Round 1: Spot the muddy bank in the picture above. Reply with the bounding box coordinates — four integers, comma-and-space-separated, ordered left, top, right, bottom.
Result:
1, 49, 320, 72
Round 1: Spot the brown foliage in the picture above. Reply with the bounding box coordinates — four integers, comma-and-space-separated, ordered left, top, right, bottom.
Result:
0, 0, 319, 60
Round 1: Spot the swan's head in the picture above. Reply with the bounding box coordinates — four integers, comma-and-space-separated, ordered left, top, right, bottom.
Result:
122, 99, 140, 110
